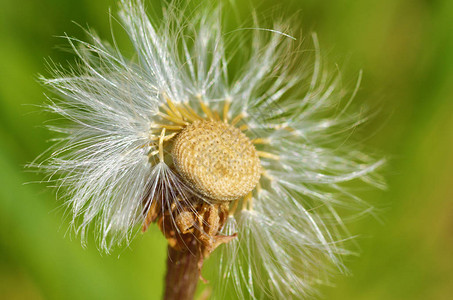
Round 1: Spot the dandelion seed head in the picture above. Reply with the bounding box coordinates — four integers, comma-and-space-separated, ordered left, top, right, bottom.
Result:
172, 120, 261, 201
33, 0, 385, 298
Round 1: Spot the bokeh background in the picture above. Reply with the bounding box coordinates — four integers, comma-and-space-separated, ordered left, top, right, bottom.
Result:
1, 0, 452, 299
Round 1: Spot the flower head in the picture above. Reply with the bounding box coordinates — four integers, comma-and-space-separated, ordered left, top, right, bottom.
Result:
36, 0, 384, 298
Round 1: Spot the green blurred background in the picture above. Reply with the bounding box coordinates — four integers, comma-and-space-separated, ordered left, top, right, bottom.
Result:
0, 0, 452, 299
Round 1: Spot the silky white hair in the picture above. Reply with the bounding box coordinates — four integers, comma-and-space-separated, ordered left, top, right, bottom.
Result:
33, 0, 385, 298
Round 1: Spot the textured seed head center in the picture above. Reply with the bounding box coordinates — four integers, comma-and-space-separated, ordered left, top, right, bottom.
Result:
172, 120, 261, 201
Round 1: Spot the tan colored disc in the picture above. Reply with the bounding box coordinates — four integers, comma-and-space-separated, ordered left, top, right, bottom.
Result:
172, 120, 261, 201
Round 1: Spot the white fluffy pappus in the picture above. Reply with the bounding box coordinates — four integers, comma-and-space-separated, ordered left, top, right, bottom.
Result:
33, 0, 385, 298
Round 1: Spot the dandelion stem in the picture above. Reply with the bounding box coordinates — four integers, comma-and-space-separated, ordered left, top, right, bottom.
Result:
164, 240, 202, 300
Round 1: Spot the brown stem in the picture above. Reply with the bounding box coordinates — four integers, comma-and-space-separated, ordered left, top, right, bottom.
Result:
164, 239, 201, 300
